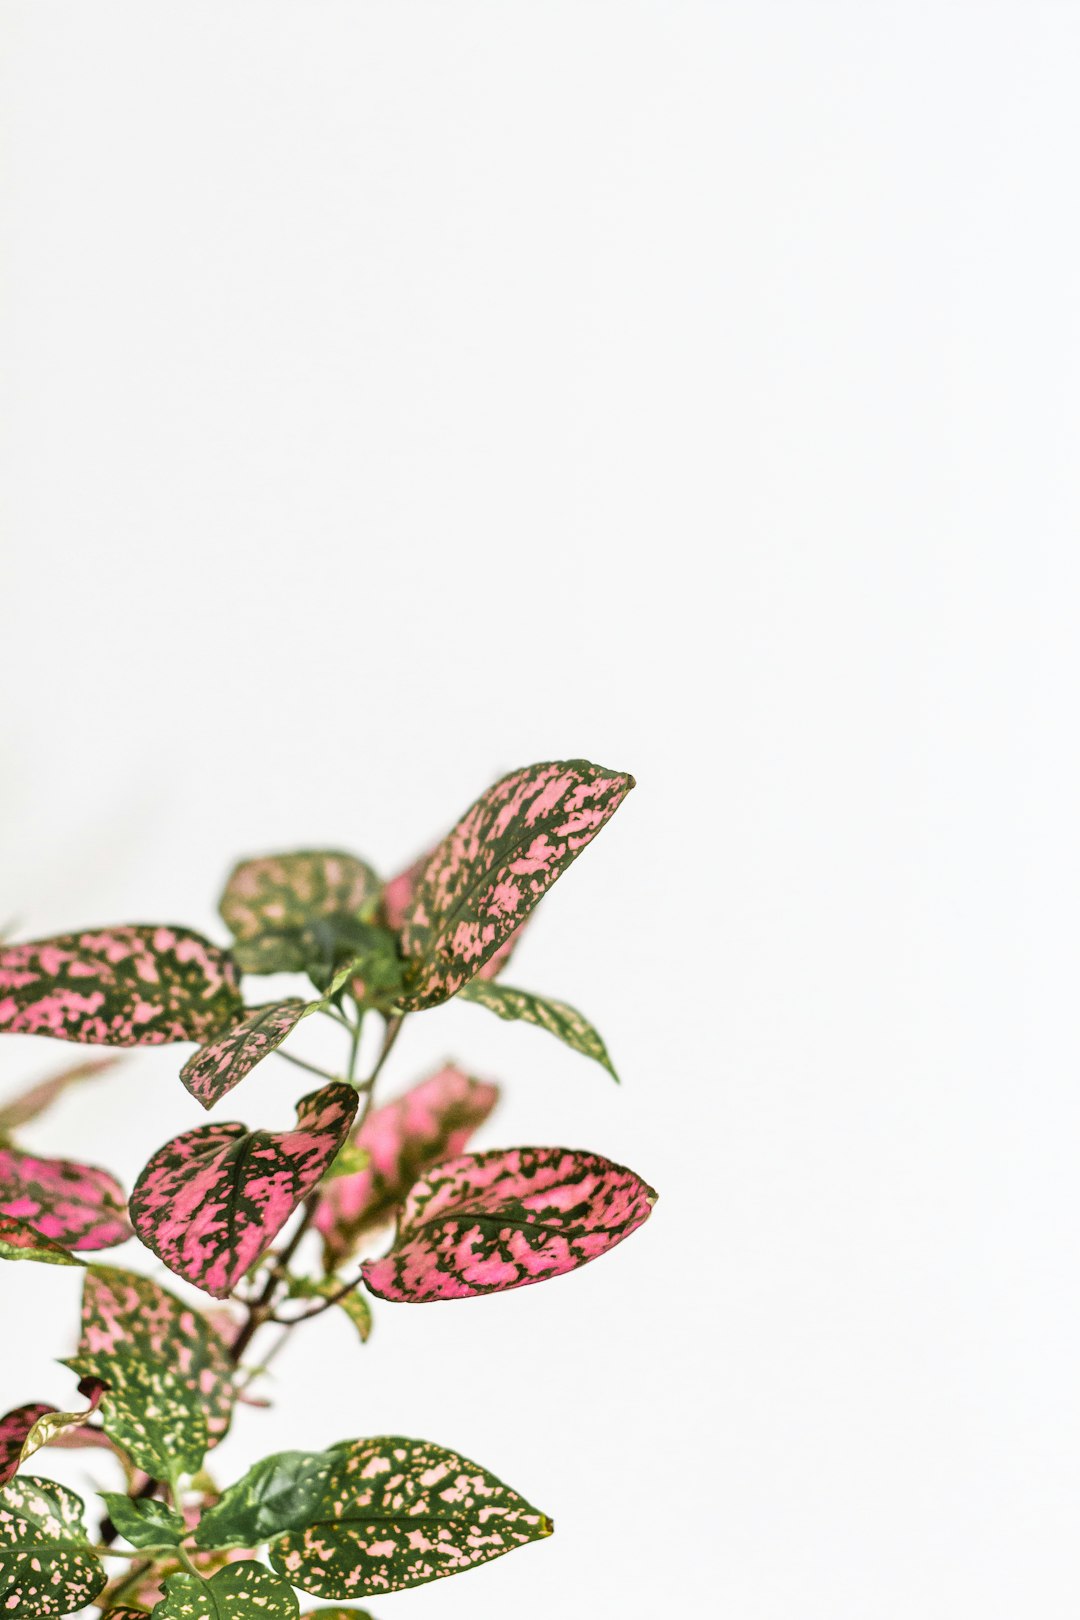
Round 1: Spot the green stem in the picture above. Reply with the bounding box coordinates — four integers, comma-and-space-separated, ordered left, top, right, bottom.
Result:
275, 1049, 339, 1084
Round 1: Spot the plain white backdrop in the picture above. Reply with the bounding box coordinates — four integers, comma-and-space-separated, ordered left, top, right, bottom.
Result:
2, 3, 1079, 1615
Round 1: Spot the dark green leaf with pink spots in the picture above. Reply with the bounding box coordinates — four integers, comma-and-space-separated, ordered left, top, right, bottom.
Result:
398, 759, 634, 1009
220, 852, 380, 981
458, 978, 618, 1078
130, 1084, 359, 1298
269, 1436, 551, 1597
0, 928, 241, 1047
361, 1146, 656, 1303
153, 1561, 298, 1620
0, 1475, 104, 1617
180, 1001, 312, 1110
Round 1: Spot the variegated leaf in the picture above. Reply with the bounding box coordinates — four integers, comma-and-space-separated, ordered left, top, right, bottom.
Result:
299, 1610, 377, 1620
0, 1058, 119, 1134
0, 928, 241, 1046
314, 1067, 499, 1265
0, 1383, 106, 1485
131, 1084, 359, 1297
0, 1146, 130, 1250
399, 760, 634, 1009
76, 1267, 236, 1449
0, 1476, 105, 1617
180, 1001, 311, 1110
154, 1562, 298, 1620
96, 1493, 185, 1548
362, 1146, 656, 1303
286, 1277, 373, 1342
65, 1345, 209, 1478
0, 1216, 83, 1267
269, 1436, 551, 1597
221, 850, 380, 939
458, 979, 618, 1079
194, 1452, 337, 1548
383, 854, 521, 981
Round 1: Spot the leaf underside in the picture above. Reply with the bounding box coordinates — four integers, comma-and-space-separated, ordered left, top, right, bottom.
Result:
0, 1215, 83, 1267
362, 1145, 656, 1302
399, 759, 633, 1009
130, 1084, 359, 1297
0, 927, 241, 1046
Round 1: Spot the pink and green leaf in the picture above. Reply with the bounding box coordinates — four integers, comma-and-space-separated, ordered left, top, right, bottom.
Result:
268, 1436, 551, 1597
0, 927, 241, 1047
361, 1146, 656, 1303
0, 1385, 106, 1486
458, 978, 619, 1079
130, 1084, 359, 1298
383, 853, 522, 981
180, 1000, 312, 1110
0, 1058, 119, 1134
221, 850, 380, 940
0, 1476, 105, 1617
0, 1215, 83, 1267
314, 1066, 499, 1265
76, 1267, 236, 1448
0, 1146, 130, 1251
398, 759, 634, 1009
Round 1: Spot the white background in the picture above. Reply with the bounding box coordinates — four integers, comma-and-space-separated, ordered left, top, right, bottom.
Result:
2, 3, 1079, 1615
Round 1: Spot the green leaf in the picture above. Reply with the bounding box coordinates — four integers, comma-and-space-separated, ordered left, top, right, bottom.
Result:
97, 1493, 185, 1549
322, 1140, 369, 1183
269, 1436, 551, 1597
0, 1475, 105, 1617
0, 1215, 83, 1267
286, 1276, 372, 1343
299, 1611, 377, 1620
325, 927, 404, 1011
194, 1453, 337, 1549
76, 1268, 236, 1450
152, 1562, 298, 1620
458, 978, 619, 1079
64, 1348, 209, 1479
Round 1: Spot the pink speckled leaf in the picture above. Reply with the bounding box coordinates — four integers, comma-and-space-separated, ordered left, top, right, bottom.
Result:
0, 1215, 83, 1267
0, 927, 241, 1047
383, 854, 522, 981
0, 1386, 105, 1487
0, 1058, 119, 1134
399, 759, 634, 1009
268, 1436, 551, 1597
0, 1476, 105, 1617
361, 1146, 656, 1303
180, 1000, 311, 1110
221, 851, 380, 941
131, 1084, 359, 1298
76, 1267, 236, 1450
458, 978, 619, 1079
0, 1145, 130, 1251
314, 1066, 500, 1266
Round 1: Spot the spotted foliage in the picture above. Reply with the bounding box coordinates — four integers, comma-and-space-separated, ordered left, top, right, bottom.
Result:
315, 1067, 499, 1265
459, 979, 618, 1078
399, 760, 633, 1009
362, 1146, 656, 1303
382, 853, 521, 981
180, 1001, 311, 1110
299, 1610, 376, 1620
0, 927, 241, 1047
0, 1145, 130, 1251
269, 1436, 551, 1597
131, 1085, 359, 1297
0, 1385, 105, 1486
0, 1216, 83, 1267
0, 1476, 105, 1617
154, 1561, 299, 1620
0, 1409, 51, 1489
74, 1267, 236, 1450
220, 852, 380, 982
65, 1344, 209, 1479
0, 1058, 119, 1134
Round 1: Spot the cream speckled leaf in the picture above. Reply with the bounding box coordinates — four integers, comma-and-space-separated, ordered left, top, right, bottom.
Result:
399, 759, 633, 1009
269, 1436, 551, 1597
0, 1475, 105, 1617
152, 1561, 298, 1620
458, 979, 618, 1078
64, 1347, 208, 1479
